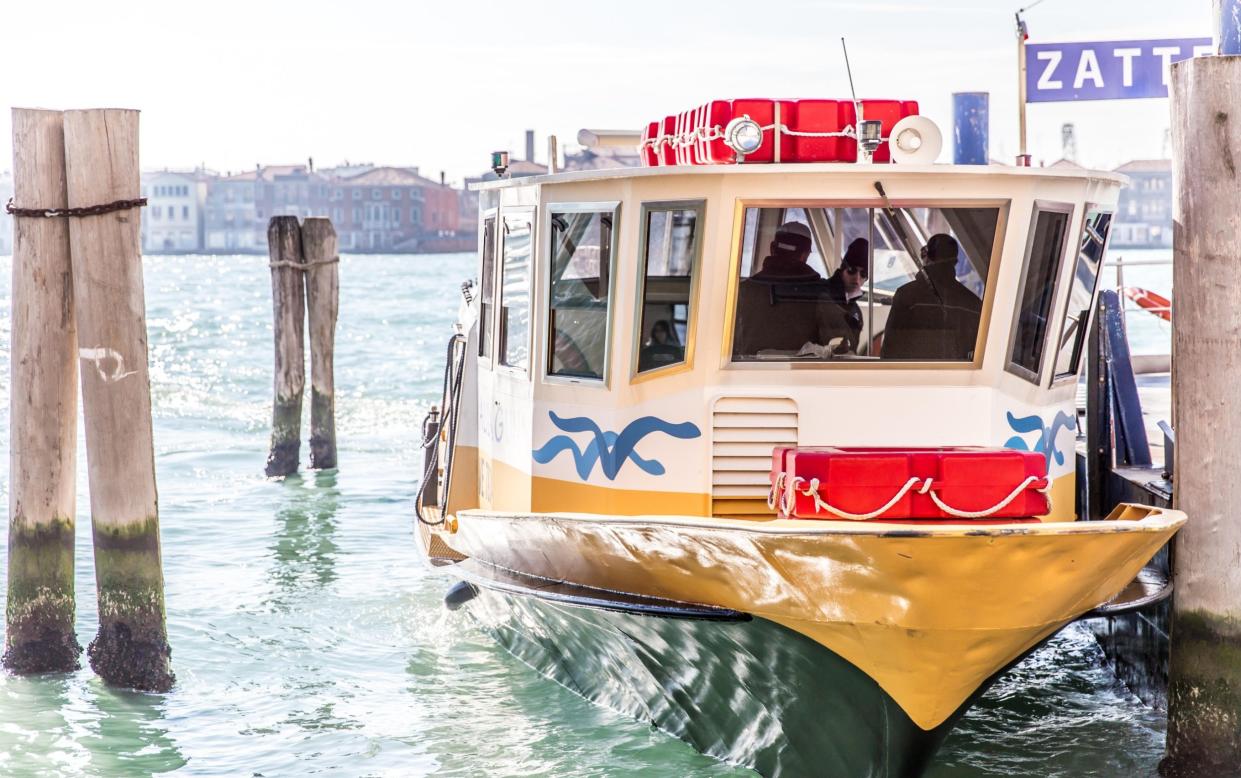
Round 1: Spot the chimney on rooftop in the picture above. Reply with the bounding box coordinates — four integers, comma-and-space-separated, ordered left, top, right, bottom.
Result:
308, 156, 314, 173
440, 171, 446, 186
526, 130, 535, 163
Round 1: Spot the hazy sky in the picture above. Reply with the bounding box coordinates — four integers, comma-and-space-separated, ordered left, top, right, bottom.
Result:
0, 0, 1214, 184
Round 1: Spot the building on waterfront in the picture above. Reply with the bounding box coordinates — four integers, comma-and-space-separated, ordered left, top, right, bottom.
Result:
141, 170, 208, 253
0, 170, 12, 255
204, 170, 261, 252
1111, 159, 1172, 249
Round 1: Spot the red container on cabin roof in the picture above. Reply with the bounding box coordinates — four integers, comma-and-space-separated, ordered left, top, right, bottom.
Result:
780, 446, 1049, 521
644, 98, 921, 166
659, 115, 679, 166
788, 99, 855, 163
641, 120, 661, 167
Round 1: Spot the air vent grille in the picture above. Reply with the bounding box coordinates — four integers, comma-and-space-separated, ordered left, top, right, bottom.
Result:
711, 396, 797, 518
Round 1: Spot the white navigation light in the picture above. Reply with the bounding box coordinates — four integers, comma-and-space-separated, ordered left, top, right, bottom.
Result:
889, 116, 943, 165
724, 117, 763, 157
858, 120, 884, 161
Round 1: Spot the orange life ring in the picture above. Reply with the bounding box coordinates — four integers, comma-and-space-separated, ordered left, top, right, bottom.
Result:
1123, 286, 1171, 322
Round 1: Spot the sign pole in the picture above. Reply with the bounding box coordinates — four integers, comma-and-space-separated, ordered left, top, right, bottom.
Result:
1016, 13, 1031, 166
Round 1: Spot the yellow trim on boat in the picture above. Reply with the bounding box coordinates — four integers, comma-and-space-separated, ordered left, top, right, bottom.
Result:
438, 504, 1183, 730
532, 475, 710, 517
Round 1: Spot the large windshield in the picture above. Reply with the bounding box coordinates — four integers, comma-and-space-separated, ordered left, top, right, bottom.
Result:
731, 204, 999, 363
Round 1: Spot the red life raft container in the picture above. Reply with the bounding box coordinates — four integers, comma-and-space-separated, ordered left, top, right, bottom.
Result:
641, 98, 920, 166
769, 446, 1050, 522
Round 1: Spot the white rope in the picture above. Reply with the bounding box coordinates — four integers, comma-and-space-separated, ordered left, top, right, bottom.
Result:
923, 475, 1046, 519
776, 124, 859, 139
790, 474, 1048, 521
767, 472, 785, 510
796, 476, 926, 521
268, 256, 340, 271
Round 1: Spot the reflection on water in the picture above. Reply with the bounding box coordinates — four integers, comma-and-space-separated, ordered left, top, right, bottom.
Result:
267, 470, 341, 604
0, 253, 1177, 777
0, 674, 185, 776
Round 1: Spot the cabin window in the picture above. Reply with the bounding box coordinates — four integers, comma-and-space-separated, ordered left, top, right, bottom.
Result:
1053, 209, 1112, 379
499, 210, 533, 370
547, 205, 617, 380
730, 204, 998, 363
478, 215, 496, 359
1008, 204, 1072, 382
635, 202, 702, 375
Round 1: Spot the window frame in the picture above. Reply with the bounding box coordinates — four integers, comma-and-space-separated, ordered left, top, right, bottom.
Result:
496, 205, 536, 377
1005, 199, 1075, 385
1049, 204, 1114, 386
630, 199, 706, 383
721, 197, 1010, 371
542, 200, 621, 387
477, 207, 499, 364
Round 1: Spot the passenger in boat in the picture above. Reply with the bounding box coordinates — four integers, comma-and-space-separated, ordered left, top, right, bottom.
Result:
881, 233, 982, 360
733, 222, 851, 358
824, 238, 868, 353
638, 319, 683, 371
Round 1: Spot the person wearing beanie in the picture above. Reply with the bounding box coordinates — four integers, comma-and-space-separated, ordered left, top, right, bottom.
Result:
824, 238, 869, 354
881, 233, 983, 360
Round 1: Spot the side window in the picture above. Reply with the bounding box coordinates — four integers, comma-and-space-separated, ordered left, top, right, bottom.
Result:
636, 204, 702, 374
500, 211, 532, 370
1008, 205, 1071, 381
547, 207, 616, 380
478, 215, 496, 359
1053, 210, 1112, 379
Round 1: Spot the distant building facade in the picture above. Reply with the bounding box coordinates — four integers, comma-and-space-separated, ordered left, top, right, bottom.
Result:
1112, 159, 1172, 249
204, 171, 260, 252
0, 170, 12, 255
199, 163, 471, 254
141, 170, 207, 253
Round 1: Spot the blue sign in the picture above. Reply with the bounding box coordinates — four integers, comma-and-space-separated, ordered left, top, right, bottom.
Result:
1026, 38, 1212, 102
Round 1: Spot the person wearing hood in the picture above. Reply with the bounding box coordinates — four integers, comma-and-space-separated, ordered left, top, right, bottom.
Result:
733, 222, 851, 358
881, 233, 983, 360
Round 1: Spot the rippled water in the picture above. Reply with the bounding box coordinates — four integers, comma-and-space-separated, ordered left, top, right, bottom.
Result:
0, 253, 1169, 776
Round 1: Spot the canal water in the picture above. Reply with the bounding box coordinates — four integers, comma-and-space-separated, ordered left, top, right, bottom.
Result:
0, 251, 1172, 776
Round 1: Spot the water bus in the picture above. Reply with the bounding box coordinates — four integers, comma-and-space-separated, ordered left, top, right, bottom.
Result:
414, 98, 1185, 777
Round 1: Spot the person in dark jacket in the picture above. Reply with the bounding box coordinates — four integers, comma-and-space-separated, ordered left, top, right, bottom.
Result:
824, 238, 868, 354
881, 233, 982, 360
734, 222, 849, 357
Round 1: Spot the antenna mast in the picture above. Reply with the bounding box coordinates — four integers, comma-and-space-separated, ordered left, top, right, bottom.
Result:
841, 37, 862, 122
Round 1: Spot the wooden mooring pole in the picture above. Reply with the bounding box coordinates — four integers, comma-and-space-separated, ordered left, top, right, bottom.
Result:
302, 217, 339, 470
265, 216, 306, 477
63, 108, 173, 691
4, 109, 82, 673
1161, 49, 1241, 775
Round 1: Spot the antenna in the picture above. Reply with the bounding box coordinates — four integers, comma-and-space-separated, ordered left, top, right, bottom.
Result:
841, 37, 861, 118
842, 37, 884, 162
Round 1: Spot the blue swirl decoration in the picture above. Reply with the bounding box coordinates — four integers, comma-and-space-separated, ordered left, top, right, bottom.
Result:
1004, 410, 1076, 473
531, 411, 701, 481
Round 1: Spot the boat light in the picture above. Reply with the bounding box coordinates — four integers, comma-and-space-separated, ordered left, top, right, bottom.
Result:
858, 120, 884, 161
724, 117, 764, 157
491, 150, 510, 178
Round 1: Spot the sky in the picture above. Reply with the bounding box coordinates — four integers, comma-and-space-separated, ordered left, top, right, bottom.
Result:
0, 0, 1215, 185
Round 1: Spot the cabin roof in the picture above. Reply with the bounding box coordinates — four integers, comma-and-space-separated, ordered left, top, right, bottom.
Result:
470, 162, 1128, 191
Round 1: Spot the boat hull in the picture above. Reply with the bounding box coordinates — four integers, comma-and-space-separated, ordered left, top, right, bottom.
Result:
430, 505, 1184, 731
466, 585, 985, 778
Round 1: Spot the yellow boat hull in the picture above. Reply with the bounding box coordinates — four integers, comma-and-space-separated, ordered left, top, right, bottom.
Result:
429, 504, 1183, 731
